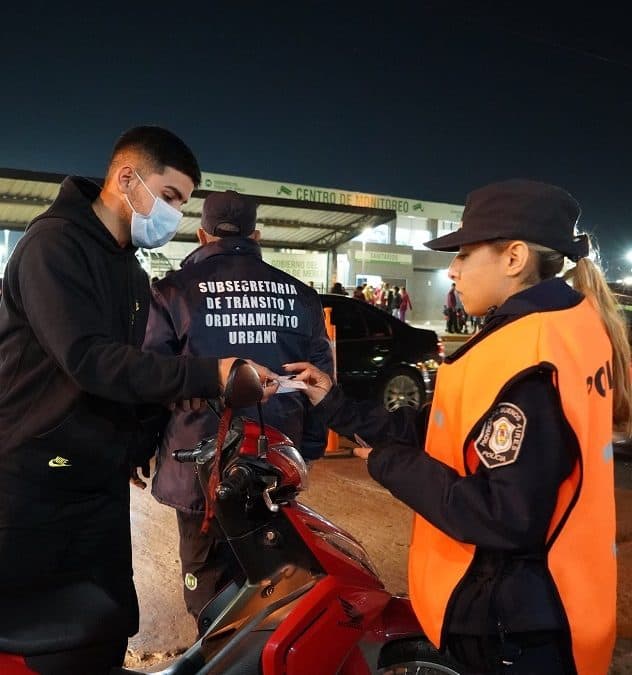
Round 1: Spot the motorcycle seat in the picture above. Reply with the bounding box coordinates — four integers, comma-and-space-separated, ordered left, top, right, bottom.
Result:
0, 580, 128, 655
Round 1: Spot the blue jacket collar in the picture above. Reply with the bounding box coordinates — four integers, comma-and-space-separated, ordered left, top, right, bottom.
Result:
488, 277, 582, 324
181, 237, 262, 267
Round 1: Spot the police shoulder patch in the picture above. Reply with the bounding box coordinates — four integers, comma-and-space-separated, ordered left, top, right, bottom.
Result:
474, 402, 527, 469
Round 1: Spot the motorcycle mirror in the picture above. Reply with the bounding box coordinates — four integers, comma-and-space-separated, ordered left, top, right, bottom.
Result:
223, 359, 264, 409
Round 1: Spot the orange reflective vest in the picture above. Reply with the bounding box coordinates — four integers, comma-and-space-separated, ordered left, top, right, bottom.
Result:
409, 298, 616, 675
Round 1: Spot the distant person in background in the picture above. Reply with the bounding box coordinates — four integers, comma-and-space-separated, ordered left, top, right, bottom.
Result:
446, 282, 458, 332
399, 287, 413, 322
455, 289, 468, 333
353, 284, 366, 301
392, 286, 401, 316
379, 282, 391, 311
330, 281, 347, 295
363, 284, 375, 304
374, 282, 384, 308
385, 284, 394, 313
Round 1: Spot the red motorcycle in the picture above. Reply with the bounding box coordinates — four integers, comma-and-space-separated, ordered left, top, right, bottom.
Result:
0, 361, 461, 674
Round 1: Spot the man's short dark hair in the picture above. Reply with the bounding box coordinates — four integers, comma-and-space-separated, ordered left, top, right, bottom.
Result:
109, 125, 201, 187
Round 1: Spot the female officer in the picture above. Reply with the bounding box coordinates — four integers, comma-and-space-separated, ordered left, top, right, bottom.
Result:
285, 179, 632, 675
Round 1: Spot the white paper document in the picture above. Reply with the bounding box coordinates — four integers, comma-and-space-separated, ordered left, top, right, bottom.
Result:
275, 375, 308, 394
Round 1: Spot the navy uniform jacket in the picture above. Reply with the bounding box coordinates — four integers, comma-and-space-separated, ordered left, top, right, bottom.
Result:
143, 237, 334, 514
315, 279, 578, 636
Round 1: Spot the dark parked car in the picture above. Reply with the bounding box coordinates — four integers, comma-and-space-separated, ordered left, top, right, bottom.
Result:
319, 294, 443, 412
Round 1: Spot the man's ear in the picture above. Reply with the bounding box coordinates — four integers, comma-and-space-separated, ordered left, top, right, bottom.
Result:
116, 163, 136, 194
504, 240, 530, 278
197, 228, 211, 245
250, 230, 262, 241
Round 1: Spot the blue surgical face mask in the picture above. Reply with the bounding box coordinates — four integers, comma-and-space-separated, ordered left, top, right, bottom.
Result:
126, 172, 183, 249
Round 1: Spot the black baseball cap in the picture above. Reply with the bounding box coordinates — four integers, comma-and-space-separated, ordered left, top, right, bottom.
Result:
426, 179, 589, 261
201, 190, 257, 237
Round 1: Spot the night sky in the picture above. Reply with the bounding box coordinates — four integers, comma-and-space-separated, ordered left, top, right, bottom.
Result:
2, 3, 631, 274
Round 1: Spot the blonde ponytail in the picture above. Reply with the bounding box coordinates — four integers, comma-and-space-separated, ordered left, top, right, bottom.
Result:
566, 257, 632, 434
493, 238, 630, 432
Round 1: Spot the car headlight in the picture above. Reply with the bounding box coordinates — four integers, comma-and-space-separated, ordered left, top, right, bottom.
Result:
415, 360, 440, 382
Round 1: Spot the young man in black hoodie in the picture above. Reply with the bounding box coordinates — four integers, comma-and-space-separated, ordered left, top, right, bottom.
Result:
0, 126, 274, 673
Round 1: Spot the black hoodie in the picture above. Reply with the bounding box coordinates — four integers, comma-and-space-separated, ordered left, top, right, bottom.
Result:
0, 177, 219, 460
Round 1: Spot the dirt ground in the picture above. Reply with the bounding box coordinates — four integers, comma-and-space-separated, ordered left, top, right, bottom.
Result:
126, 452, 632, 673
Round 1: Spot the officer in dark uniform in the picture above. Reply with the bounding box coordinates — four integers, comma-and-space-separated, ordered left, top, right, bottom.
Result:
285, 179, 632, 675
143, 190, 334, 622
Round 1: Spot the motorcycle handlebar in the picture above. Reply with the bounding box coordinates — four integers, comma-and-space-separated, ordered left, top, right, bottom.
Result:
172, 448, 201, 463
217, 465, 251, 500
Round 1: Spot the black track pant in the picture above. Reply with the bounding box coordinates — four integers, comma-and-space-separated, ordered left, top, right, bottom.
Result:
0, 459, 138, 674
447, 631, 575, 674
176, 511, 242, 622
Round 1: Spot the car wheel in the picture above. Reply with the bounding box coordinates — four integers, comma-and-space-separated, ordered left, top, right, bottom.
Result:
378, 637, 462, 674
382, 368, 425, 412
613, 429, 632, 460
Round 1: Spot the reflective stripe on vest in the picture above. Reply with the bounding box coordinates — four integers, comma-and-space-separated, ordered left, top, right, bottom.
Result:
409, 299, 616, 675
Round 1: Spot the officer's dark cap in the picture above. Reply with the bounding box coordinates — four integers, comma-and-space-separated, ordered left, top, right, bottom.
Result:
201, 190, 257, 237
426, 179, 589, 261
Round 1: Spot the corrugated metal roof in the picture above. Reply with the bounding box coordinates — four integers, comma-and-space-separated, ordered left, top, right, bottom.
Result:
0, 168, 395, 251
